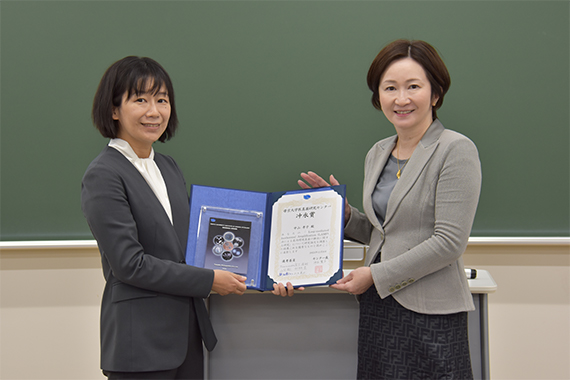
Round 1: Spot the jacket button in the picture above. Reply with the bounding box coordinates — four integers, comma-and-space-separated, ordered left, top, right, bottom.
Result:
408, 278, 415, 283
389, 287, 395, 293
401, 281, 408, 287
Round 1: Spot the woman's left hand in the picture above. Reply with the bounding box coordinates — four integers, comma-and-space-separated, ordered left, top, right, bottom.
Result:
272, 282, 305, 297
330, 267, 374, 295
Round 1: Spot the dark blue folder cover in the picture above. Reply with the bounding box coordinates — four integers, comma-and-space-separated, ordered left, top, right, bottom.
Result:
185, 184, 345, 291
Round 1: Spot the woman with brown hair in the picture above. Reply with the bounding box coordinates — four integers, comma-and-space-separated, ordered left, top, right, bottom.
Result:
293, 40, 481, 379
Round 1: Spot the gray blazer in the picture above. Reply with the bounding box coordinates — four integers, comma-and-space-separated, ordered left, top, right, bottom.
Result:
81, 147, 216, 373
345, 120, 481, 314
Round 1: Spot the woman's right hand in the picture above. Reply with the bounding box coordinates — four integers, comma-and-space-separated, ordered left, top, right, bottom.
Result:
212, 270, 247, 295
298, 171, 338, 189
299, 171, 351, 223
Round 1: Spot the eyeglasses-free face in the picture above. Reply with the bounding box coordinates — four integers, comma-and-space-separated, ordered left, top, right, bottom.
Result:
113, 84, 171, 158
379, 57, 439, 135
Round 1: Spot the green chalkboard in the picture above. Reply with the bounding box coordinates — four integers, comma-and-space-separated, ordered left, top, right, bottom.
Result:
1, 1, 568, 240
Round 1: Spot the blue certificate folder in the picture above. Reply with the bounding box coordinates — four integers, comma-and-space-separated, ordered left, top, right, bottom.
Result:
185, 184, 346, 291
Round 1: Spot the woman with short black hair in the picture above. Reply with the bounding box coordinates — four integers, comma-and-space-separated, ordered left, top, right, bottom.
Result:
83, 56, 247, 380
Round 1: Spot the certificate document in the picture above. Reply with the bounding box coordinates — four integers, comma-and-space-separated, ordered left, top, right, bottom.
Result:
186, 184, 345, 291
267, 189, 343, 287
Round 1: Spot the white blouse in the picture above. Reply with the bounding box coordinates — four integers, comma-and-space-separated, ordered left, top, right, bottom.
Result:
108, 139, 173, 224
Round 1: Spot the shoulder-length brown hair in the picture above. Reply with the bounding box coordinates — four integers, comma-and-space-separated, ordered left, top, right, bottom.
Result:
367, 39, 451, 120
92, 56, 179, 142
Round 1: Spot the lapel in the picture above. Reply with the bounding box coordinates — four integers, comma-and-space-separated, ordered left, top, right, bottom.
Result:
106, 147, 155, 198
154, 154, 187, 253
362, 135, 397, 230
383, 119, 445, 226
106, 147, 185, 253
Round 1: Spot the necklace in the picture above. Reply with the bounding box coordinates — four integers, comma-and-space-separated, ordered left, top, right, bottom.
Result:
396, 143, 409, 179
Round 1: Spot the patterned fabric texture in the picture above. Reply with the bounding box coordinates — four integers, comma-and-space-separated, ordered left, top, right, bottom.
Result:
357, 286, 473, 380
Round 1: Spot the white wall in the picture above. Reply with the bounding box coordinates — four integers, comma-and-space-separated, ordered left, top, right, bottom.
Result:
462, 243, 570, 380
1, 248, 104, 380
1, 242, 568, 380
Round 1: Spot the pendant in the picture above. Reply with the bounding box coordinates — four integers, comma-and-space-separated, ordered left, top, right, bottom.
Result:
396, 170, 401, 179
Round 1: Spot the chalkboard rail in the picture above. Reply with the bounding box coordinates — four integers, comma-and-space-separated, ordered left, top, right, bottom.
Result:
1, 238, 569, 250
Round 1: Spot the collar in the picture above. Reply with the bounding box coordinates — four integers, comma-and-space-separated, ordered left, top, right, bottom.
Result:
108, 138, 155, 162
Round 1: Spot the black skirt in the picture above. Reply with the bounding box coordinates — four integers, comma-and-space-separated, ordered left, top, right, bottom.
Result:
357, 286, 473, 380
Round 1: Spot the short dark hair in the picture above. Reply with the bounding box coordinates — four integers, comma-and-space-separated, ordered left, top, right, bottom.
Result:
92, 56, 179, 142
366, 39, 451, 120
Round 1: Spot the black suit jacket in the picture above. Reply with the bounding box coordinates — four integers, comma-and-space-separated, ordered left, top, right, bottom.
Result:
81, 146, 216, 373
